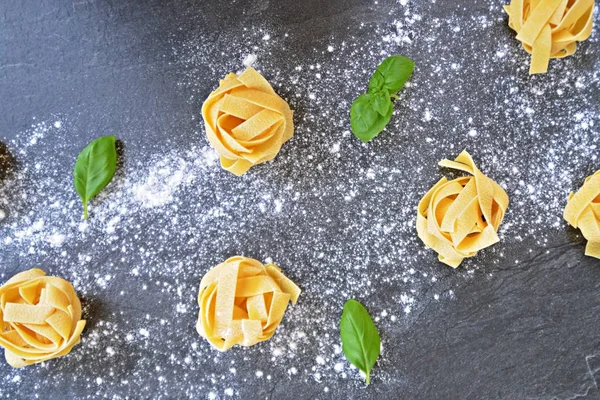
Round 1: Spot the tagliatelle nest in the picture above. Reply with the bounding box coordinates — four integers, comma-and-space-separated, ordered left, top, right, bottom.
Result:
416, 151, 510, 268
196, 256, 301, 351
563, 170, 600, 259
0, 268, 86, 368
201, 67, 294, 176
504, 0, 595, 74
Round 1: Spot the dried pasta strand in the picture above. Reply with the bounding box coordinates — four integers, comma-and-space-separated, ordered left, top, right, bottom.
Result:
201, 67, 294, 176
563, 170, 600, 259
196, 256, 301, 351
0, 269, 86, 368
416, 150, 509, 268
505, 0, 595, 74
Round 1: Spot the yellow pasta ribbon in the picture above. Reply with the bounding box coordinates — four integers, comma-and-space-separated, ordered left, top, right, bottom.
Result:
0, 268, 86, 368
416, 150, 510, 268
196, 256, 301, 351
504, 0, 594, 74
201, 67, 294, 176
563, 170, 600, 259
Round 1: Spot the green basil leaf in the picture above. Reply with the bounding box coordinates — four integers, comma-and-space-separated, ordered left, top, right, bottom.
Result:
350, 93, 393, 142
340, 299, 381, 385
367, 71, 385, 93
368, 55, 414, 95
351, 55, 413, 142
73, 136, 117, 219
370, 89, 392, 116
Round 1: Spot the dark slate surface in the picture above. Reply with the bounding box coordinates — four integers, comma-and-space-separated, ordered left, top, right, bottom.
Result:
1, 0, 599, 399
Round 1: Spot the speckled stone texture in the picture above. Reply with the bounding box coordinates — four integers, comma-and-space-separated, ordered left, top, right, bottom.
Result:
0, 0, 599, 399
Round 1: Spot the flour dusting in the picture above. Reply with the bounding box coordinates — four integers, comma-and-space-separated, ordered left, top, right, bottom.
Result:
0, 1, 598, 398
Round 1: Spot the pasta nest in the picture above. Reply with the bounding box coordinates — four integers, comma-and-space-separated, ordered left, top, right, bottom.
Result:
196, 256, 300, 351
201, 67, 294, 176
504, 0, 595, 74
417, 151, 510, 268
563, 170, 600, 259
0, 269, 86, 368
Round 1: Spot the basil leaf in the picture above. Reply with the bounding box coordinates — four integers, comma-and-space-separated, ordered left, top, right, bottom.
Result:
350, 93, 393, 142
368, 55, 414, 95
370, 89, 392, 116
73, 136, 117, 219
367, 71, 385, 93
340, 299, 381, 385
351, 55, 414, 142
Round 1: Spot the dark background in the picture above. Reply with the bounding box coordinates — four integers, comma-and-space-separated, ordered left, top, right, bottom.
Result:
0, 0, 599, 399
